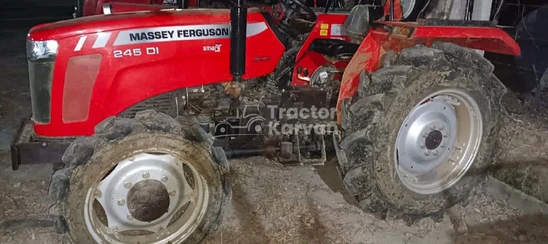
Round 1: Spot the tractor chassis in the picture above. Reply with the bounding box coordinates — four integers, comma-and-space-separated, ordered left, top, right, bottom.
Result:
11, 95, 334, 170
10, 119, 70, 170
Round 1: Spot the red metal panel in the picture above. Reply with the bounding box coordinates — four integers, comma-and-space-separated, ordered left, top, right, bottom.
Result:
31, 10, 285, 137
336, 24, 521, 124
29, 9, 237, 41
383, 0, 403, 21
291, 13, 349, 86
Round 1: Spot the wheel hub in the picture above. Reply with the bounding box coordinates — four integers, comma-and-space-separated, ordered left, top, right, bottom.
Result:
425, 130, 443, 150
127, 180, 170, 222
394, 89, 483, 195
396, 96, 458, 174
84, 152, 208, 243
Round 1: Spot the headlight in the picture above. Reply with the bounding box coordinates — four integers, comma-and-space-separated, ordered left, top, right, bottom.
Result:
26, 40, 58, 61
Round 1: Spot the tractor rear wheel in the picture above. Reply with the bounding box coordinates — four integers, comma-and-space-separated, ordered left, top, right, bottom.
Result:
48, 110, 230, 243
339, 42, 506, 222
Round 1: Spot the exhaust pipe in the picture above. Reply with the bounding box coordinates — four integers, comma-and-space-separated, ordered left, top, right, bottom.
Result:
230, 0, 247, 82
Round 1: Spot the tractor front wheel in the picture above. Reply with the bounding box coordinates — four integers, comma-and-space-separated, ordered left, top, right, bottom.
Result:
48, 110, 230, 243
339, 42, 506, 221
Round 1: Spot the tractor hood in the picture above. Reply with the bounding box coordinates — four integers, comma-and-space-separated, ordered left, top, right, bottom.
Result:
28, 8, 259, 41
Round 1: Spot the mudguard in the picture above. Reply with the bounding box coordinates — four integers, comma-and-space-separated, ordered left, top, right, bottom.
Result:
336, 21, 521, 123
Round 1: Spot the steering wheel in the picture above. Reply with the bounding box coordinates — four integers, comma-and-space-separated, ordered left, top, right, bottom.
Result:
280, 0, 317, 22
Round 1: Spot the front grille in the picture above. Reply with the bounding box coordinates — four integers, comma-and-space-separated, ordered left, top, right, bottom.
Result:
119, 91, 178, 118
28, 60, 55, 124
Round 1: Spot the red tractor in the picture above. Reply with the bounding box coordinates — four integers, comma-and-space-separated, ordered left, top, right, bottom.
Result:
75, 0, 283, 17
14, 0, 520, 242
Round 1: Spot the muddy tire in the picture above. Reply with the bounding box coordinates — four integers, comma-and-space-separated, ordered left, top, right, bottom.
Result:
48, 110, 231, 243
339, 42, 506, 222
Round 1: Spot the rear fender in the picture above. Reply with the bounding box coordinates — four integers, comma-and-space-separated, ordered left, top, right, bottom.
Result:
336, 23, 521, 124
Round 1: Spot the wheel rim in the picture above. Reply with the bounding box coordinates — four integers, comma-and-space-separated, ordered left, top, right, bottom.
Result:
394, 89, 483, 195
400, 0, 417, 19
84, 152, 209, 244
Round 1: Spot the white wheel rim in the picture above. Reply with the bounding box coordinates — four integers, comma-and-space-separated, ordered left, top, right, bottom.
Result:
394, 89, 483, 195
83, 152, 209, 244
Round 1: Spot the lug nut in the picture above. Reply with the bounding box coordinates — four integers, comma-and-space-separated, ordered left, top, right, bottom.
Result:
430, 125, 436, 130
419, 143, 425, 149
124, 182, 132, 189
117, 199, 126, 206
142, 172, 150, 179
422, 132, 428, 138
161, 176, 168, 182
424, 150, 431, 156
169, 190, 176, 197
127, 214, 133, 220
438, 125, 444, 130
433, 150, 439, 156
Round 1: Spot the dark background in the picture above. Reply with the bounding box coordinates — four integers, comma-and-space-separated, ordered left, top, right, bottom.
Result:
488, 0, 548, 93
0, 0, 73, 29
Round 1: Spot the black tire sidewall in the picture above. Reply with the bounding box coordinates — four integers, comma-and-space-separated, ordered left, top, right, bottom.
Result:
65, 133, 225, 244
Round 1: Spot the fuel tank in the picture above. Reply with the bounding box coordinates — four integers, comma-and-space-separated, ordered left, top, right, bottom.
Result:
27, 8, 285, 137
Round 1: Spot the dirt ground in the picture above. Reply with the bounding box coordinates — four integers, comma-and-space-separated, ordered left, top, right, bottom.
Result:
2, 28, 548, 244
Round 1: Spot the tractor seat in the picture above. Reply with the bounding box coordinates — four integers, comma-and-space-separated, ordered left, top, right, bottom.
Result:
309, 38, 360, 59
